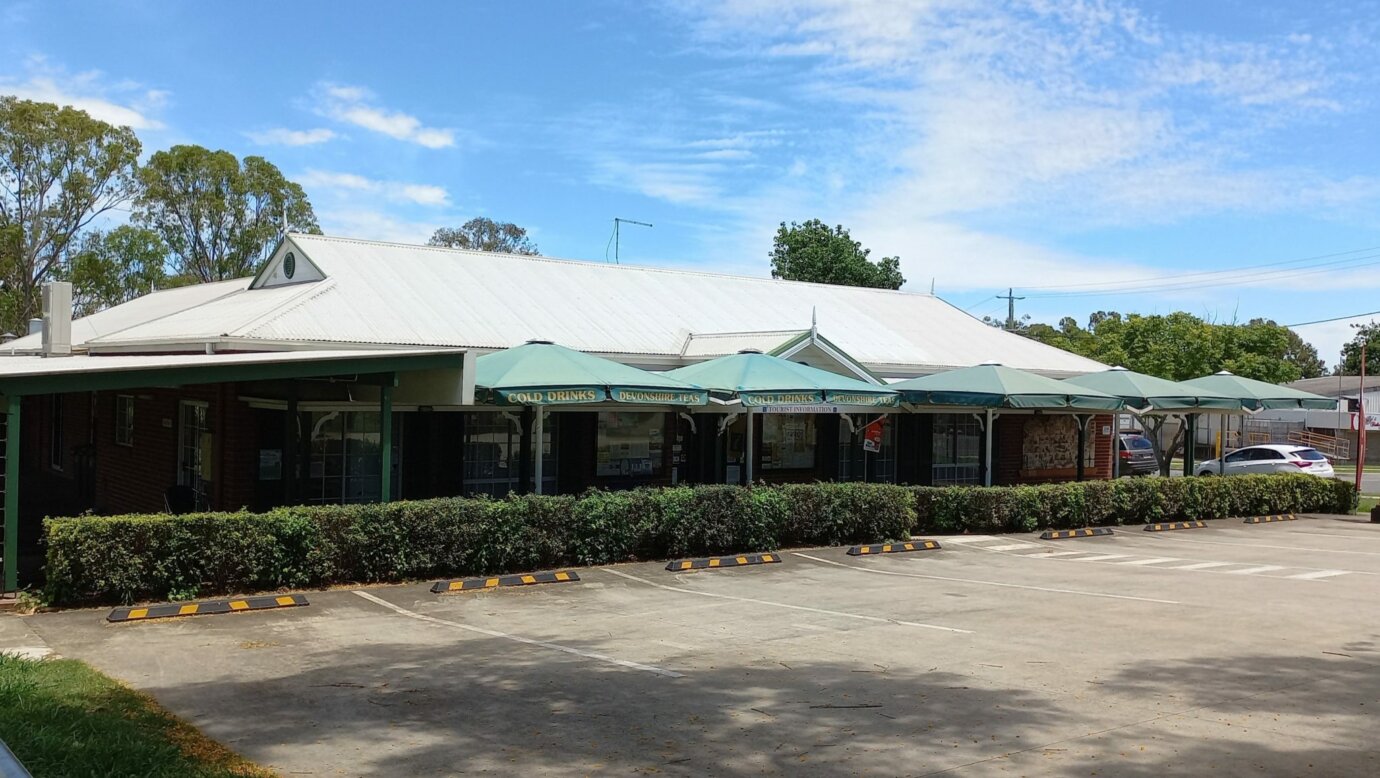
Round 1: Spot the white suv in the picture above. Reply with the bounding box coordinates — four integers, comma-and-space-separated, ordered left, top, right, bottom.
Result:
1195, 444, 1335, 478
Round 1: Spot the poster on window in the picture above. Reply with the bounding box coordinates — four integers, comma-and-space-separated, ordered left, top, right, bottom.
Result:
862, 419, 885, 453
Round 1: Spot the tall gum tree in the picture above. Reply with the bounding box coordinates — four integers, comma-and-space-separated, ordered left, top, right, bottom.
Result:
134, 145, 319, 282
0, 97, 141, 335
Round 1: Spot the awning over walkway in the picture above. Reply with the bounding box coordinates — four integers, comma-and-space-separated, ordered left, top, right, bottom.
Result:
474, 340, 708, 406
663, 351, 898, 407
891, 363, 1123, 410
0, 348, 469, 396
1181, 371, 1337, 411
1061, 367, 1242, 413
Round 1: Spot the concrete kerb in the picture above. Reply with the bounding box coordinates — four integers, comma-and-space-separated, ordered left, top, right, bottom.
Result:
665, 553, 780, 571
1144, 520, 1209, 532
431, 570, 580, 594
1243, 514, 1297, 524
108, 594, 308, 623
846, 540, 941, 556
1039, 528, 1115, 540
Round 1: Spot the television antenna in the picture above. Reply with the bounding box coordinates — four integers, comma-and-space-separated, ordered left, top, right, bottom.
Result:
605, 218, 653, 264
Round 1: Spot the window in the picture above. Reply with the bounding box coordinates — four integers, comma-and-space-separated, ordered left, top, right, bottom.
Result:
761, 415, 817, 470
596, 412, 664, 477
177, 401, 211, 509
838, 416, 896, 483
115, 395, 135, 446
49, 396, 64, 470
462, 412, 557, 497
931, 413, 982, 485
302, 410, 400, 504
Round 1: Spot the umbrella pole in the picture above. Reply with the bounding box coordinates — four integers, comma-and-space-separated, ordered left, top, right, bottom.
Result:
745, 406, 755, 486
983, 408, 993, 487
533, 409, 544, 494
517, 406, 534, 495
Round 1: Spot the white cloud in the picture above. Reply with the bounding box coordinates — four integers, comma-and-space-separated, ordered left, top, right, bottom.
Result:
647, 0, 1380, 297
316, 208, 444, 245
298, 169, 450, 207
0, 58, 167, 129
313, 82, 455, 148
245, 127, 337, 146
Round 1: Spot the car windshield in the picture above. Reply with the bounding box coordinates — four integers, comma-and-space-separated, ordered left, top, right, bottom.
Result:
1293, 448, 1327, 461
1123, 436, 1152, 450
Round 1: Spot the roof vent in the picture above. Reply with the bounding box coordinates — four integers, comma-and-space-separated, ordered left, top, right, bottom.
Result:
42, 281, 73, 357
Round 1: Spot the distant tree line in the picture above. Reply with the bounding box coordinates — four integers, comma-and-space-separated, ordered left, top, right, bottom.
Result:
0, 95, 532, 337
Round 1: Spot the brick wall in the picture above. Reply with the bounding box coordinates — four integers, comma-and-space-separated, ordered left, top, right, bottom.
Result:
994, 413, 1113, 485
92, 383, 257, 515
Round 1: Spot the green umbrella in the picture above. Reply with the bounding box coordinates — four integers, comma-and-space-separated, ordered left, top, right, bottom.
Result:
1062, 367, 1242, 412
475, 340, 708, 406
891, 363, 1123, 410
663, 350, 898, 407
1180, 371, 1336, 411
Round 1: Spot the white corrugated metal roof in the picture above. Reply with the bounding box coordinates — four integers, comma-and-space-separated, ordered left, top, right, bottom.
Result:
681, 330, 804, 358
79, 233, 1105, 376
3, 277, 250, 353
0, 348, 458, 378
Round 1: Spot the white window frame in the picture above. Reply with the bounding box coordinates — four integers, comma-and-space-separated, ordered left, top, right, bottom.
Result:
115, 395, 135, 447
177, 400, 211, 508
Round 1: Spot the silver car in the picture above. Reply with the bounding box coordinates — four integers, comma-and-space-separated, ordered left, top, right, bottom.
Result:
1195, 444, 1335, 478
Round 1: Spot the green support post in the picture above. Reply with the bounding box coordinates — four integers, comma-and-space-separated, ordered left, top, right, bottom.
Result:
3, 395, 20, 594
380, 379, 393, 503
1183, 414, 1196, 476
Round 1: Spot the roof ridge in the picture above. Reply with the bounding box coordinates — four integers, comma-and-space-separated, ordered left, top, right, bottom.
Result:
288, 232, 938, 298
235, 279, 340, 338
83, 278, 254, 345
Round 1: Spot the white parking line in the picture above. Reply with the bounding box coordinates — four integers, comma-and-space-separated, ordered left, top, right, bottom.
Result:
1227, 565, 1287, 575
1287, 570, 1350, 580
1074, 554, 1132, 563
791, 553, 1180, 605
351, 591, 684, 678
1171, 561, 1234, 571
983, 543, 1040, 551
1139, 534, 1380, 558
1033, 550, 1088, 558
1121, 557, 1180, 566
936, 536, 999, 544
600, 568, 973, 634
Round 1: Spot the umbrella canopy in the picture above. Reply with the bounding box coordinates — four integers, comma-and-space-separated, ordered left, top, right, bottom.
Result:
1062, 367, 1242, 412
663, 351, 898, 407
1180, 371, 1336, 411
891, 363, 1123, 410
475, 341, 708, 406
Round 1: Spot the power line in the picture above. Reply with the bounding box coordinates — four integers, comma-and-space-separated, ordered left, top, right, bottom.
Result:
1024, 250, 1380, 299
1287, 310, 1380, 328
1019, 244, 1380, 293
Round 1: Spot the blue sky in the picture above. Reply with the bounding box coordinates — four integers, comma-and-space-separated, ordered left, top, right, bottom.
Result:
4, 1, 1380, 366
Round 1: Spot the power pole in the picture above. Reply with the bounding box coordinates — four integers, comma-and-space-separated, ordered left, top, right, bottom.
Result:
997, 288, 1025, 330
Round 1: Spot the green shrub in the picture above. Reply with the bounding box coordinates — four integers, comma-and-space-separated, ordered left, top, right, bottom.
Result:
911, 474, 1354, 534
42, 475, 1356, 606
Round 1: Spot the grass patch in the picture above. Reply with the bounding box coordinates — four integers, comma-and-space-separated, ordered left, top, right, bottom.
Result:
1357, 494, 1379, 516
0, 654, 274, 777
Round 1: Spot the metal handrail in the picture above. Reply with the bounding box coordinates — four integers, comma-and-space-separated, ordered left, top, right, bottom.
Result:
0, 738, 32, 778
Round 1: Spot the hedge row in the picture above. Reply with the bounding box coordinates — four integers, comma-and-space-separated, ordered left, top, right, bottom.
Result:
912, 473, 1356, 534
43, 475, 1355, 605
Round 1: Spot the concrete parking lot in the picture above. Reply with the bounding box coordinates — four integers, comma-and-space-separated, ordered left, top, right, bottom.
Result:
20, 514, 1380, 777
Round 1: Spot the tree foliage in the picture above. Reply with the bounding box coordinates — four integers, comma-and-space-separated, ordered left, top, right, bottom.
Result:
1338, 321, 1380, 375
134, 145, 318, 282
66, 225, 172, 317
0, 97, 141, 334
1021, 311, 1324, 383
428, 217, 539, 255
769, 219, 904, 289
